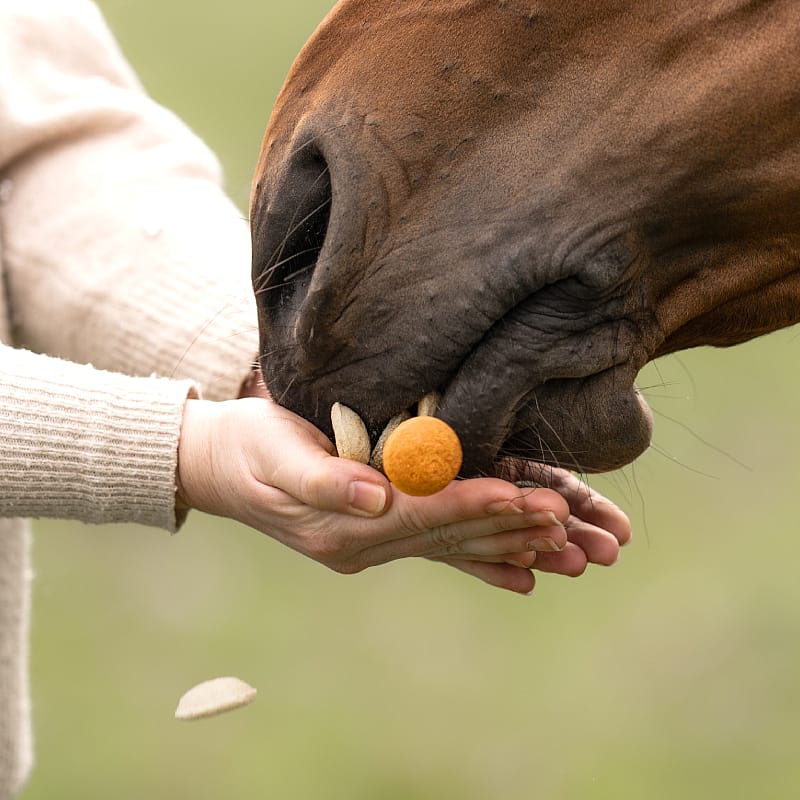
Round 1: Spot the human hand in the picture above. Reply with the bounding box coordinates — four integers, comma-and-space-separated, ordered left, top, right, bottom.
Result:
176, 397, 581, 592
434, 464, 631, 594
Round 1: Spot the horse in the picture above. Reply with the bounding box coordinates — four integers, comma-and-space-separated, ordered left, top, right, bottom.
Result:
250, 0, 800, 478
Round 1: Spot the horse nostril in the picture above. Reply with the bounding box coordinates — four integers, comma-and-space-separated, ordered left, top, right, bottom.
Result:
252, 145, 332, 320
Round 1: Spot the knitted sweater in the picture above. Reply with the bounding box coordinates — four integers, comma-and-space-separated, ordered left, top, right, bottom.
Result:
0, 2, 259, 795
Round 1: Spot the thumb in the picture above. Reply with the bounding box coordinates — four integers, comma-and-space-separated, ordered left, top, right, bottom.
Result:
249, 403, 392, 517
273, 449, 392, 518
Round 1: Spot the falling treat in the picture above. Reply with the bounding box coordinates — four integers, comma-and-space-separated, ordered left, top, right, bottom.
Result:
381, 416, 462, 496
331, 402, 372, 464
175, 676, 257, 721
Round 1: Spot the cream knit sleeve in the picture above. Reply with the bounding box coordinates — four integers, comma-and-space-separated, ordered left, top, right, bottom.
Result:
0, 347, 196, 531
0, 0, 259, 403
0, 0, 263, 527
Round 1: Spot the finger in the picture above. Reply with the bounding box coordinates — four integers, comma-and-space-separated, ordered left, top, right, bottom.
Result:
430, 557, 536, 595
360, 483, 569, 563
426, 523, 566, 558
505, 552, 538, 569
530, 542, 589, 577
282, 452, 392, 519
496, 458, 569, 488
568, 488, 632, 546
253, 406, 393, 518
565, 517, 621, 565
238, 369, 272, 399
543, 472, 632, 545
452, 552, 538, 568
497, 460, 632, 545
391, 479, 569, 538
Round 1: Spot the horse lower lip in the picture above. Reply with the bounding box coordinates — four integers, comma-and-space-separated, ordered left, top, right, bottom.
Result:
505, 372, 652, 473
437, 363, 652, 476
436, 360, 534, 476
438, 392, 514, 477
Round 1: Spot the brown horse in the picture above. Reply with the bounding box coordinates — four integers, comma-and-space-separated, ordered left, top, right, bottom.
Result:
250, 0, 800, 477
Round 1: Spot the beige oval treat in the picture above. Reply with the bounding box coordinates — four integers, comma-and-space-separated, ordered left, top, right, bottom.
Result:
417, 391, 441, 418
369, 410, 411, 470
331, 402, 371, 464
175, 676, 257, 721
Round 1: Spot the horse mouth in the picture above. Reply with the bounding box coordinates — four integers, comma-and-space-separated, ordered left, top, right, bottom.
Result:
405, 302, 655, 476
347, 354, 652, 480
495, 372, 653, 474
436, 366, 653, 477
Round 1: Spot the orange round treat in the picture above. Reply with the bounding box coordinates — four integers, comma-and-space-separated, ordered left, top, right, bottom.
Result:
381, 416, 463, 496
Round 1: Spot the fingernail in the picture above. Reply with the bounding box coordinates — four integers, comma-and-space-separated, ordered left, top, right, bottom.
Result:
527, 537, 563, 552
485, 497, 525, 514
348, 481, 387, 516
525, 511, 564, 527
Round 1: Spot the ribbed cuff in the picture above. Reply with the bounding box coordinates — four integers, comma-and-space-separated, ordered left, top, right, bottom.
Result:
0, 347, 196, 531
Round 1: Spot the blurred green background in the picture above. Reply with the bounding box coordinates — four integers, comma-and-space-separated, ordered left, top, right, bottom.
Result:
20, 2, 800, 798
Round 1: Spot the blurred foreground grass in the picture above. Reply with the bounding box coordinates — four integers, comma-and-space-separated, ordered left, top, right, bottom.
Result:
20, 2, 800, 798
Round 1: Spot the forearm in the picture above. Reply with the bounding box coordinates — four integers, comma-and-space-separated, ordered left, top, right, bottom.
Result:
0, 345, 194, 530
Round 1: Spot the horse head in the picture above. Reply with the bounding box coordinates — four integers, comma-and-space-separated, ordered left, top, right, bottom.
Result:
251, 0, 800, 476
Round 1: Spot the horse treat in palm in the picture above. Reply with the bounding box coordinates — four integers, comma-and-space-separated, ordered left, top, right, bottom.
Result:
381, 416, 463, 496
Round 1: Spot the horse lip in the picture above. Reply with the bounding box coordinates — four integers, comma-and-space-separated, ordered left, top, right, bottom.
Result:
506, 369, 652, 474
435, 354, 650, 477
433, 358, 525, 476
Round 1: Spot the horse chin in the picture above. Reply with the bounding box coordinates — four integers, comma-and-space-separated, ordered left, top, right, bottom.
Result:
439, 366, 653, 477
506, 379, 653, 474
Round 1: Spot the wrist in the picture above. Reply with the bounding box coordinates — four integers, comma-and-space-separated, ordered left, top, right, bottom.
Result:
176, 398, 216, 514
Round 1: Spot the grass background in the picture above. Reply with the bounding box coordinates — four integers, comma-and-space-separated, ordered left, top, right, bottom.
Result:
20, 2, 800, 798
